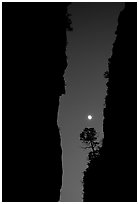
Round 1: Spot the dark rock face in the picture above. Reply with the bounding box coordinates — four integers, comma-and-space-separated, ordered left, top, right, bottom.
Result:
83, 3, 137, 202
2, 3, 72, 201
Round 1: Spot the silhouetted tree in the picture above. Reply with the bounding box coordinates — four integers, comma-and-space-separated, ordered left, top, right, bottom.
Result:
80, 127, 104, 201
80, 127, 102, 158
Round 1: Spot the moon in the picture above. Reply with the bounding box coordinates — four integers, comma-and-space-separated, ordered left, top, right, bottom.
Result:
88, 115, 93, 120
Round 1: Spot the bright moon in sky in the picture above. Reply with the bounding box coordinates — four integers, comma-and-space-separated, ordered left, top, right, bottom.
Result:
88, 115, 92, 120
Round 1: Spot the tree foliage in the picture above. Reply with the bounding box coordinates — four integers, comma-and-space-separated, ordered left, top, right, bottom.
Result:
80, 127, 101, 152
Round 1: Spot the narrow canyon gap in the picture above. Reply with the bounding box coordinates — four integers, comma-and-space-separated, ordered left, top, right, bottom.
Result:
58, 2, 124, 202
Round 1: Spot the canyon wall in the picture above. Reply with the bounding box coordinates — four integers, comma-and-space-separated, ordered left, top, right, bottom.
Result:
2, 3, 72, 201
82, 3, 137, 201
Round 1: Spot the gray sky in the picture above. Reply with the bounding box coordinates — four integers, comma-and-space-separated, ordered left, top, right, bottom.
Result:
59, 2, 124, 201
59, 2, 124, 141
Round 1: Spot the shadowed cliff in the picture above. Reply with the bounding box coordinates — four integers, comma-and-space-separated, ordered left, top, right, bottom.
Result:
82, 2, 137, 201
2, 3, 72, 201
